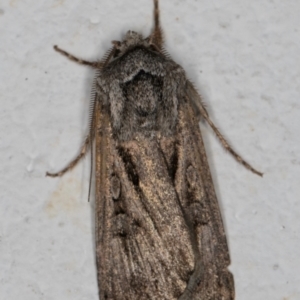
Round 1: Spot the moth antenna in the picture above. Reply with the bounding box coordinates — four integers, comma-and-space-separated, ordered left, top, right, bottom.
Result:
149, 0, 164, 49
89, 71, 100, 129
87, 70, 101, 202
160, 47, 172, 59
87, 127, 94, 203
101, 46, 117, 67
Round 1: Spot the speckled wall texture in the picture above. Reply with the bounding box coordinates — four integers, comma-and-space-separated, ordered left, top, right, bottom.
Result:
0, 0, 299, 299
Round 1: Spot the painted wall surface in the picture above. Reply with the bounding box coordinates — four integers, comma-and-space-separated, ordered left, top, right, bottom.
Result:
0, 0, 299, 299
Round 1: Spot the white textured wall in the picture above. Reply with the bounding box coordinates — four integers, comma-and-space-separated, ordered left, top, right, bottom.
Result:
1, 0, 299, 299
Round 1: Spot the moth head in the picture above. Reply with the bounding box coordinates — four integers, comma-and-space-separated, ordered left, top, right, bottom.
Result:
111, 31, 145, 53
101, 1, 164, 66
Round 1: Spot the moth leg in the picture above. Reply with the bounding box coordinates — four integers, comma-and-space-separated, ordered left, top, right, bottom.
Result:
149, 0, 164, 49
188, 83, 263, 176
46, 134, 91, 177
205, 115, 263, 176
53, 45, 102, 68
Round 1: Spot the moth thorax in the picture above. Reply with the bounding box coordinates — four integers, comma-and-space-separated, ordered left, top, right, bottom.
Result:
124, 70, 161, 117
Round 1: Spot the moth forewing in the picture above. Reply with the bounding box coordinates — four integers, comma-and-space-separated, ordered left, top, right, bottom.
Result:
48, 0, 262, 299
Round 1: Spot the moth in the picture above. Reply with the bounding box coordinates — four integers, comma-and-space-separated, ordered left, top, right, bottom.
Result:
47, 1, 262, 299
